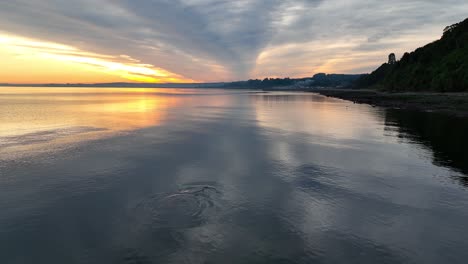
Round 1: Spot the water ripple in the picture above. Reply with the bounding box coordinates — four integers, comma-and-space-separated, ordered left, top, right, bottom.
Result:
0, 126, 106, 148
133, 185, 222, 230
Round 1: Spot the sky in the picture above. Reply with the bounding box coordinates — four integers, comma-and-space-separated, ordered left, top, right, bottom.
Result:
0, 0, 467, 84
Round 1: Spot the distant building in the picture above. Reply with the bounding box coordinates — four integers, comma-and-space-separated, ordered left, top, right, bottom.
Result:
388, 53, 397, 64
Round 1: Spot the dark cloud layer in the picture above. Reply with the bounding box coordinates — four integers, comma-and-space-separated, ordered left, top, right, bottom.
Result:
1, 0, 467, 81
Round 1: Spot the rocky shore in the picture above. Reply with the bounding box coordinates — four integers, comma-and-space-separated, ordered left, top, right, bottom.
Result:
312, 89, 468, 117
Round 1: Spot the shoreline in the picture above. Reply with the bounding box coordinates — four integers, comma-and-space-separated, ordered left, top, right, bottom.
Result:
311, 89, 468, 117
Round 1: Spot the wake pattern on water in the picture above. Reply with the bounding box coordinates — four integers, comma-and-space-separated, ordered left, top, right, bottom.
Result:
0, 126, 106, 148
133, 185, 222, 230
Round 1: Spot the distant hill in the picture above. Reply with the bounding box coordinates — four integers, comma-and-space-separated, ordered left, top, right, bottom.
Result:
310, 73, 362, 88
1, 74, 363, 89
356, 17, 468, 92
1, 75, 361, 89
222, 73, 362, 89
0, 82, 226, 88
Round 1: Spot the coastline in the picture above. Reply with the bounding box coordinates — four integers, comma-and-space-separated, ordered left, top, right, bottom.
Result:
311, 89, 468, 117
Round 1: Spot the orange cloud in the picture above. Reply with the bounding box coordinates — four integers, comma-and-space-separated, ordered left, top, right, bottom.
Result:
0, 33, 193, 84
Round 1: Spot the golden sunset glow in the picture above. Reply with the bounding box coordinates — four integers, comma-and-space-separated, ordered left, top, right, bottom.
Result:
0, 88, 179, 136
0, 33, 193, 84
0, 87, 235, 161
0, 88, 187, 160
1, 1, 467, 83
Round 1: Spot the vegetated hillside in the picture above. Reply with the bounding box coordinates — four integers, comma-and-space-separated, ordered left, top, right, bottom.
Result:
310, 73, 362, 87
356, 17, 468, 92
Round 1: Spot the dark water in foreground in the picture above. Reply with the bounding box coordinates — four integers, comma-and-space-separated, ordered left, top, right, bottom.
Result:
1, 88, 468, 264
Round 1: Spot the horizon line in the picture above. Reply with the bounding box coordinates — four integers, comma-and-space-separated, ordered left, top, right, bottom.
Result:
0, 73, 366, 87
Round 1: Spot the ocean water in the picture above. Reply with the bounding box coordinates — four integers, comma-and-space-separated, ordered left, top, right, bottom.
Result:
1, 87, 468, 264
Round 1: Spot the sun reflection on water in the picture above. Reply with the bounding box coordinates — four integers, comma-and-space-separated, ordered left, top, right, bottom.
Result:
0, 88, 186, 159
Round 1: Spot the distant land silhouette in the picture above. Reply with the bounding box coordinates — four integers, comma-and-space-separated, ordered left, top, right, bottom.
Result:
0, 82, 224, 88
0, 74, 362, 90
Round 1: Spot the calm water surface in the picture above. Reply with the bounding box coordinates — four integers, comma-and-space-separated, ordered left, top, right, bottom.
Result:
1, 87, 468, 264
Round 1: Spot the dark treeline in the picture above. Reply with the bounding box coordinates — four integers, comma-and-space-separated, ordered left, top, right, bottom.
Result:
224, 77, 296, 89
356, 17, 468, 92
222, 74, 361, 89
312, 73, 361, 87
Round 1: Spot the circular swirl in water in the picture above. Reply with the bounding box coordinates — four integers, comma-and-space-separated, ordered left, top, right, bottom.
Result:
134, 185, 221, 230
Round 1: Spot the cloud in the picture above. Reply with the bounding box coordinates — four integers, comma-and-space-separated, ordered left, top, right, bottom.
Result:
0, 0, 467, 81
0, 32, 190, 83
